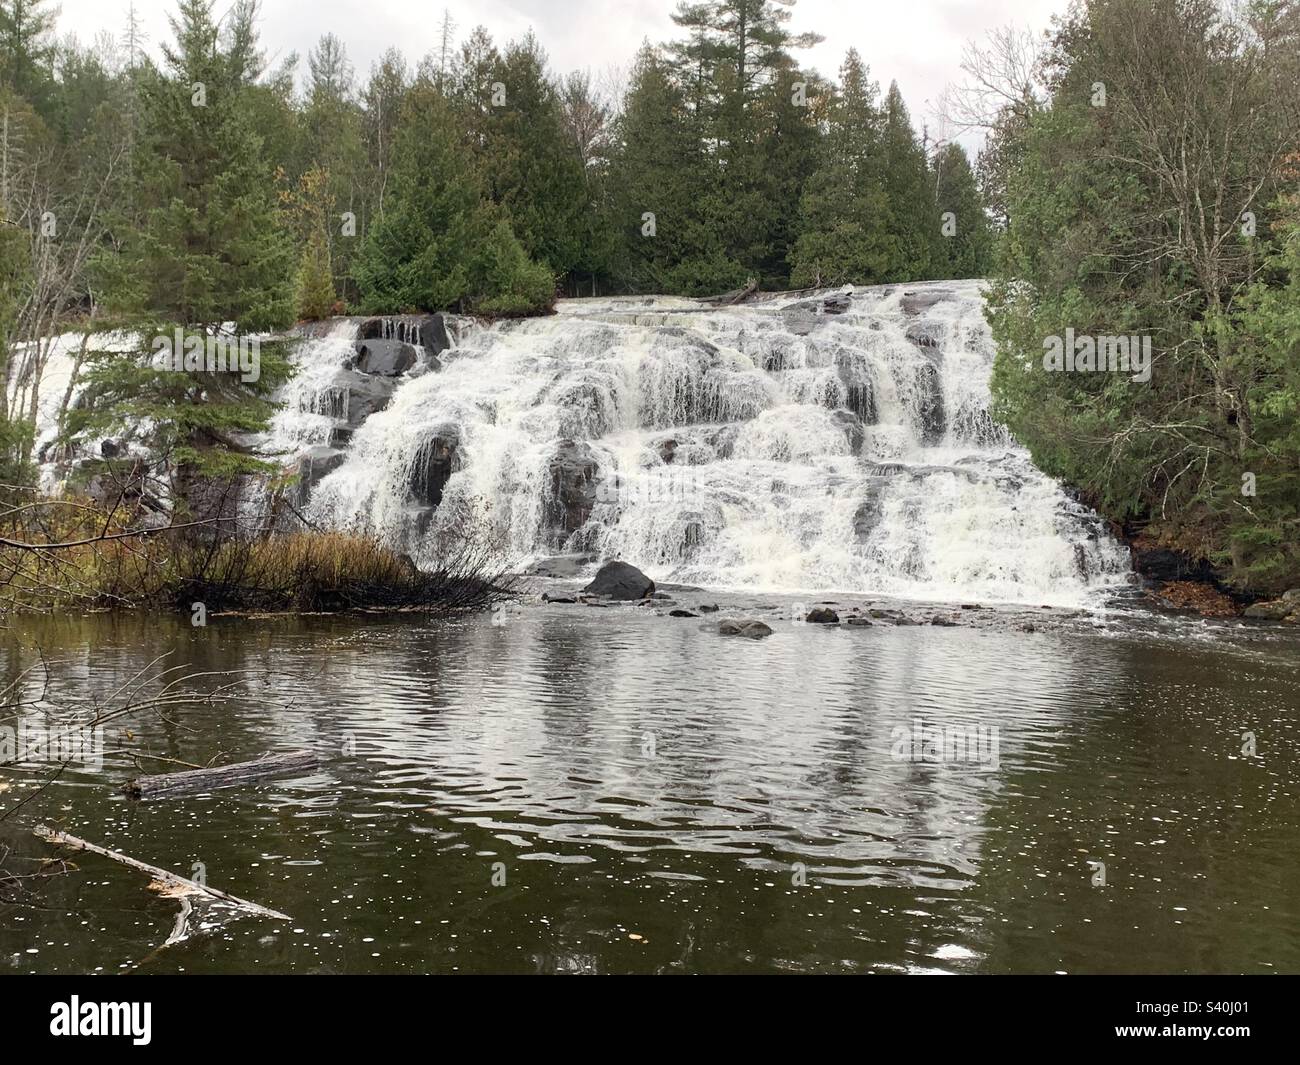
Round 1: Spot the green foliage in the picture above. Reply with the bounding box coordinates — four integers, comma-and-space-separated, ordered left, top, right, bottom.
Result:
790, 50, 890, 287
294, 167, 337, 320
353, 84, 554, 315
986, 0, 1300, 593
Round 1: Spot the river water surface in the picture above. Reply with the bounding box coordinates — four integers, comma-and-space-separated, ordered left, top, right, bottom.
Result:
2, 598, 1298, 974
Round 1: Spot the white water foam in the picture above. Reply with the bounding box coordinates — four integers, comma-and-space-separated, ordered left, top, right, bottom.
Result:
282, 280, 1130, 606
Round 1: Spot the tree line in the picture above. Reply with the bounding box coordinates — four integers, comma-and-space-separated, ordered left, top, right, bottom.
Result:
980, 0, 1300, 595
0, 0, 990, 497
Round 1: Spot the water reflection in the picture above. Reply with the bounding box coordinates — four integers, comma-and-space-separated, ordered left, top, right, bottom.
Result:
2, 604, 1298, 974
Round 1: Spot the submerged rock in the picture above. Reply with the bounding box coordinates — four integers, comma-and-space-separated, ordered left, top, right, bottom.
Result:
526, 554, 595, 579
669, 609, 698, 618
718, 617, 774, 639
582, 561, 655, 600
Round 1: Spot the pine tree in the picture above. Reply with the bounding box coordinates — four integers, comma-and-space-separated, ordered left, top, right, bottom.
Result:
353, 83, 552, 315
879, 81, 937, 281
790, 49, 890, 287
608, 44, 742, 294
931, 141, 992, 278
295, 167, 337, 319
74, 0, 295, 504
0, 0, 57, 119
472, 33, 588, 285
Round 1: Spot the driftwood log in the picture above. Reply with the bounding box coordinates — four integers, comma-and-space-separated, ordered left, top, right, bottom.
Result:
123, 750, 319, 800
34, 825, 290, 921
701, 279, 759, 306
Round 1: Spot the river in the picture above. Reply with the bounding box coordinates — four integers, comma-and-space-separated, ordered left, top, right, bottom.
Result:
3, 596, 1297, 974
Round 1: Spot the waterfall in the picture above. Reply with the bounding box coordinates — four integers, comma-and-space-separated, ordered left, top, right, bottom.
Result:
275, 280, 1131, 606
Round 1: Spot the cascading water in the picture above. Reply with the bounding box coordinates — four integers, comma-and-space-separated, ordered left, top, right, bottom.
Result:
271, 280, 1131, 606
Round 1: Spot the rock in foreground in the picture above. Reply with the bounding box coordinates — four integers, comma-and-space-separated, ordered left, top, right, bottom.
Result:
718, 617, 774, 639
582, 561, 655, 601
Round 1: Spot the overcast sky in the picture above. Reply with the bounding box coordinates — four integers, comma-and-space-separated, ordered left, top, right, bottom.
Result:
56, 0, 1069, 147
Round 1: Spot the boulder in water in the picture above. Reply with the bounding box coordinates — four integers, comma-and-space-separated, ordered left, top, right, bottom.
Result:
916, 363, 946, 444
831, 410, 865, 456
526, 554, 595, 579
328, 368, 396, 426
353, 339, 417, 377
806, 607, 840, 623
1244, 600, 1292, 620
718, 617, 774, 639
669, 609, 698, 618
410, 425, 460, 508
900, 288, 955, 316
296, 445, 346, 505
582, 561, 655, 600
546, 439, 599, 539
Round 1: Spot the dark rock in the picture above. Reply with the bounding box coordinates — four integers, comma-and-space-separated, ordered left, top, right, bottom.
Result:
846, 617, 873, 626
806, 607, 840, 623
1130, 544, 1215, 583
658, 438, 678, 464
900, 289, 954, 316
327, 369, 396, 427
960, 603, 982, 610
542, 594, 577, 604
100, 439, 121, 458
718, 617, 774, 639
895, 617, 921, 625
359, 314, 451, 356
1244, 600, 1291, 620
582, 561, 655, 601
782, 306, 820, 336
905, 320, 944, 358
669, 609, 699, 618
296, 445, 346, 506
682, 518, 705, 555
410, 425, 460, 507
698, 603, 720, 613
526, 554, 595, 579
831, 410, 865, 456
328, 426, 353, 448
853, 486, 886, 543
916, 363, 945, 444
836, 350, 877, 425
353, 339, 418, 377
930, 615, 960, 626
650, 592, 672, 600
823, 293, 852, 314
545, 439, 599, 539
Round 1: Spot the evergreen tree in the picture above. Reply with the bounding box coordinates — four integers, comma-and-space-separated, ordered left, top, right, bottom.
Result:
75, 0, 295, 501
879, 81, 938, 281
473, 33, 588, 285
352, 83, 552, 315
608, 43, 742, 295
790, 49, 890, 287
0, 0, 56, 119
295, 166, 337, 319
932, 141, 992, 278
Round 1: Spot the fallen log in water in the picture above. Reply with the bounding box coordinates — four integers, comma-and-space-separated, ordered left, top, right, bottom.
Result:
33, 825, 290, 921
122, 749, 319, 800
